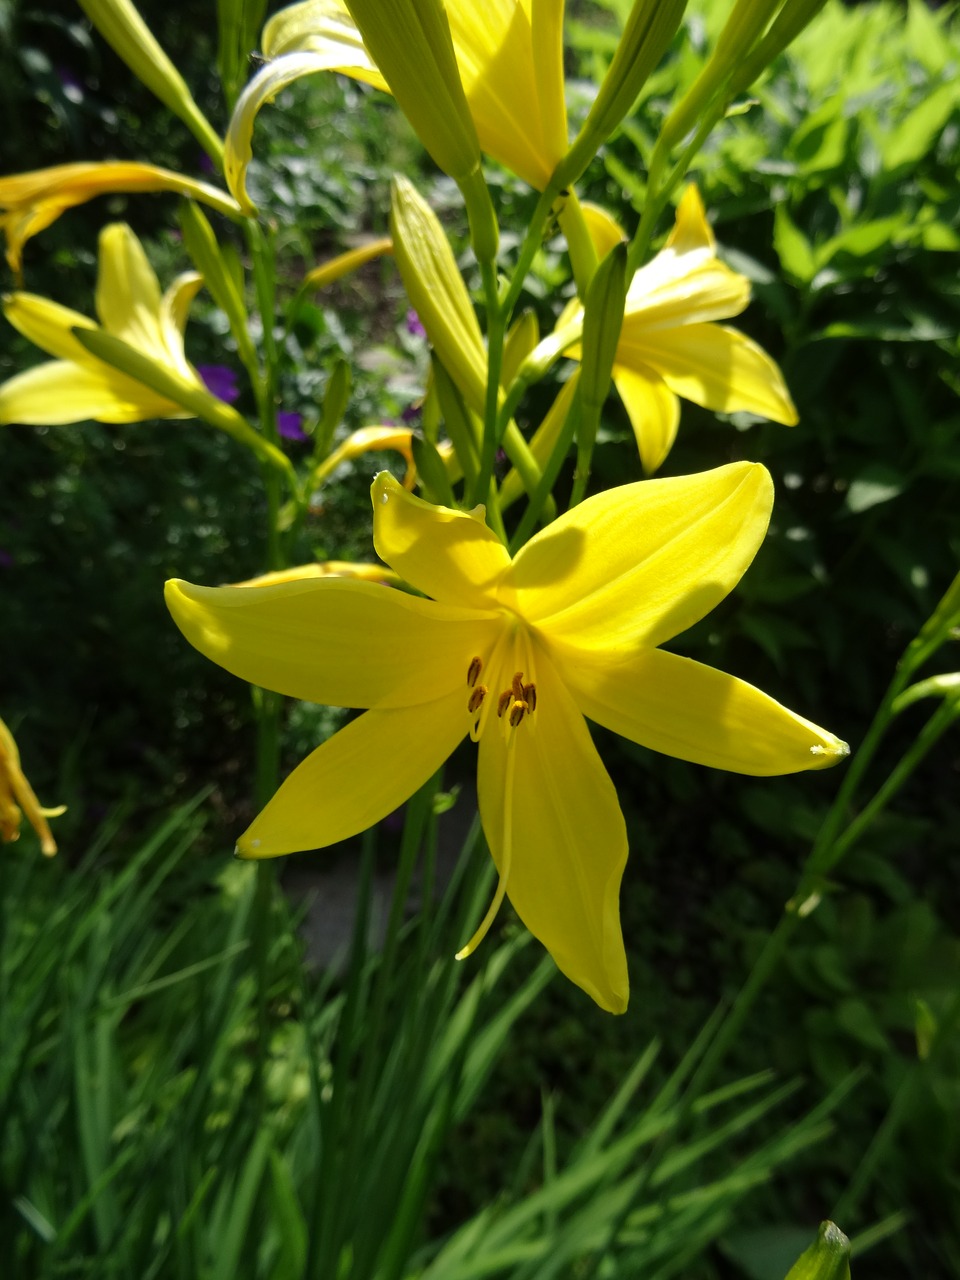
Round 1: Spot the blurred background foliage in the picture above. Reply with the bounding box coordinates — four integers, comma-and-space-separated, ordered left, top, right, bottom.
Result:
1, 0, 959, 1275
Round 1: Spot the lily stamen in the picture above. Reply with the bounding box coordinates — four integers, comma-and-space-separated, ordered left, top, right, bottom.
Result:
466, 656, 483, 687
455, 736, 517, 962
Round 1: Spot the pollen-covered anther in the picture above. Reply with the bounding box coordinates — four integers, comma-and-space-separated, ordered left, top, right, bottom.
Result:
522, 682, 537, 712
496, 690, 513, 718
467, 684, 488, 713
466, 656, 483, 688
508, 700, 527, 728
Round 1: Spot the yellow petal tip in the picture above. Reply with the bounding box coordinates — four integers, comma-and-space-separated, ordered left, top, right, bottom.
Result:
810, 736, 850, 766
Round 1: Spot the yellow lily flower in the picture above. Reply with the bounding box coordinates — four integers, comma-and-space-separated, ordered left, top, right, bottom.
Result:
560, 186, 798, 475
225, 0, 567, 212
165, 465, 847, 1012
0, 161, 240, 277
0, 716, 66, 857
0, 222, 209, 426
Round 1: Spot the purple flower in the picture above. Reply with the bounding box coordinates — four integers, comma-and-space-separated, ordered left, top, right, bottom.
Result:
197, 151, 217, 176
0, 549, 13, 569
401, 401, 422, 424
197, 365, 240, 404
278, 411, 306, 442
56, 67, 84, 103
405, 309, 426, 339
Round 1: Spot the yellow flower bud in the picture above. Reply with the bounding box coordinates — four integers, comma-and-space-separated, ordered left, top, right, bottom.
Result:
77, 0, 223, 164
344, 0, 480, 184
389, 175, 488, 416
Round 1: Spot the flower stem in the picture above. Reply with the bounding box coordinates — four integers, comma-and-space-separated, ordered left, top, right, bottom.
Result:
474, 258, 507, 531
683, 615, 958, 1099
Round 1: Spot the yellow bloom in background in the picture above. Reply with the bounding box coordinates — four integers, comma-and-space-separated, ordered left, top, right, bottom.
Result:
0, 716, 65, 857
0, 222, 208, 426
561, 186, 797, 474
0, 162, 240, 277
166, 466, 847, 1012
225, 0, 567, 212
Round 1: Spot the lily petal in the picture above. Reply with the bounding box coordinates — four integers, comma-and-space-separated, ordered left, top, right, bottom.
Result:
611, 363, 680, 475
622, 260, 751, 331
95, 224, 167, 359
2, 293, 98, 364
238, 688, 468, 857
504, 462, 773, 649
263, 0, 384, 65
0, 717, 63, 857
373, 472, 510, 609
622, 323, 798, 424
0, 359, 185, 425
447, 0, 567, 189
580, 201, 626, 258
477, 644, 628, 1013
165, 575, 501, 710
0, 161, 240, 274
665, 184, 716, 255
225, 48, 386, 214
158, 272, 205, 380
560, 646, 850, 775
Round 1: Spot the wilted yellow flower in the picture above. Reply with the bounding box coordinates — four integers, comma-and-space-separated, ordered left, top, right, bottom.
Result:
225, 0, 567, 212
0, 222, 209, 426
0, 716, 65, 857
166, 467, 847, 1012
558, 186, 797, 474
0, 162, 239, 277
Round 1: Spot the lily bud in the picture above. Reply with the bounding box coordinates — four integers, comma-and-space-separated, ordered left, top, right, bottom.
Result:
575, 242, 627, 496
303, 238, 393, 291
345, 0, 478, 181
389, 175, 488, 415
179, 201, 257, 372
661, 0, 827, 151
316, 357, 352, 460
561, 0, 687, 186
431, 355, 480, 490
77, 0, 223, 164
72, 327, 293, 481
578, 242, 628, 420
785, 1222, 851, 1280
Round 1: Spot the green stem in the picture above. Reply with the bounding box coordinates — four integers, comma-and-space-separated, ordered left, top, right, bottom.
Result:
627, 100, 727, 280
508, 392, 581, 554
557, 190, 600, 298
243, 219, 287, 1120
500, 179, 567, 325
682, 626, 955, 1099
829, 699, 959, 865
473, 259, 507, 528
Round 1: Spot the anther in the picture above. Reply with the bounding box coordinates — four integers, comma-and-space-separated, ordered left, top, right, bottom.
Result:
467, 656, 483, 688
496, 690, 513, 718
522, 682, 537, 712
509, 700, 526, 728
467, 684, 487, 713
511, 672, 525, 700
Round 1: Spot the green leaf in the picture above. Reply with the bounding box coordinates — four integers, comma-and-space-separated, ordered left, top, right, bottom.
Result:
834, 998, 890, 1054
882, 81, 960, 171
844, 464, 906, 514
815, 215, 908, 269
784, 1221, 851, 1280
774, 205, 816, 284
